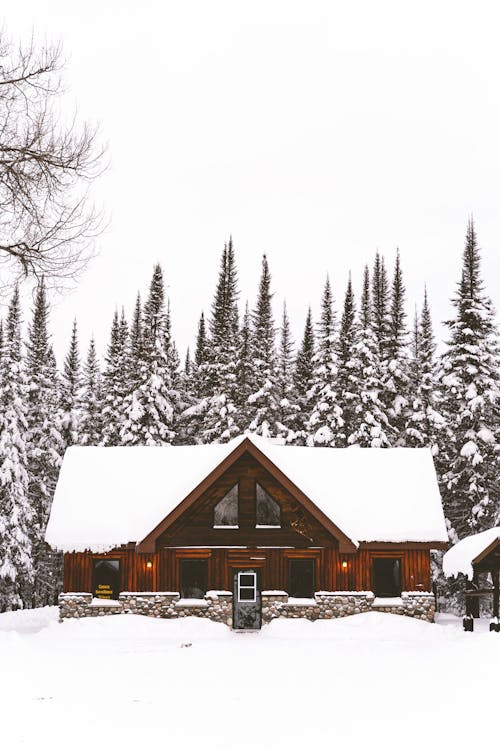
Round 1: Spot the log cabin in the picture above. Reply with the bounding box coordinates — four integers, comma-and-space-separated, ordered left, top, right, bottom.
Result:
46, 435, 448, 628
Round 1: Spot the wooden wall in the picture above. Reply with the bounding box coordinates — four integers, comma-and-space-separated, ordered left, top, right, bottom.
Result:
63, 546, 431, 593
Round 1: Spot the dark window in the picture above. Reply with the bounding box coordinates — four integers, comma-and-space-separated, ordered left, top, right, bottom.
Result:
256, 483, 281, 527
289, 559, 315, 598
214, 484, 239, 527
372, 558, 401, 597
237, 571, 257, 602
92, 559, 120, 600
180, 559, 207, 599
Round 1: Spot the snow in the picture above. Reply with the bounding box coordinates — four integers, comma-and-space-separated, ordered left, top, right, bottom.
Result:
45, 434, 448, 552
0, 608, 499, 749
372, 597, 403, 607
443, 527, 500, 579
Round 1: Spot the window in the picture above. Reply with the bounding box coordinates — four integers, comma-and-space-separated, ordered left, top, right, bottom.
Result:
180, 559, 207, 599
214, 484, 239, 527
289, 559, 315, 598
92, 559, 120, 600
256, 483, 281, 527
372, 558, 401, 597
237, 571, 257, 602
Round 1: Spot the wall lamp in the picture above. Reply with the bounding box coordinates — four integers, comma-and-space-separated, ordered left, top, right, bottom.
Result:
341, 560, 348, 569
146, 561, 153, 569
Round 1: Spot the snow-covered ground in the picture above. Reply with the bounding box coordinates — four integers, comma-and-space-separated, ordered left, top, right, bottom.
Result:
1, 609, 498, 749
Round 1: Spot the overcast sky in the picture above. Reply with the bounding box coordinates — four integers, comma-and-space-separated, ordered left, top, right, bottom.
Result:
5, 1, 500, 363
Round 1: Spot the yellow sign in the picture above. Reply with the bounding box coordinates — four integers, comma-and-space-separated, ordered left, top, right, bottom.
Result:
95, 584, 113, 600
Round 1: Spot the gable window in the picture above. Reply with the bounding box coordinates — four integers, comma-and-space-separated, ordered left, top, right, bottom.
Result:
372, 558, 401, 598
256, 483, 281, 527
214, 484, 239, 528
289, 559, 315, 598
180, 559, 207, 599
92, 559, 120, 600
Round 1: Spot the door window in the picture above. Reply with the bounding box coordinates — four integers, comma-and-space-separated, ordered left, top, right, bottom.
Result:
237, 571, 257, 602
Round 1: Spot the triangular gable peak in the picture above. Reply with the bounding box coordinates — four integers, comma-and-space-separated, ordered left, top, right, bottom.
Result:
137, 437, 357, 553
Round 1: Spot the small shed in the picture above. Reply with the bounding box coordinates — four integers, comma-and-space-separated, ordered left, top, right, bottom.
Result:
443, 527, 500, 632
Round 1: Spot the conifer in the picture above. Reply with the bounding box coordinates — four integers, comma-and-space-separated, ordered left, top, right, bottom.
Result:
59, 319, 82, 448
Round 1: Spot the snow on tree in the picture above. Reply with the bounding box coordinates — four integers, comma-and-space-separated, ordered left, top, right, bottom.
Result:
438, 219, 500, 541
101, 310, 129, 446
121, 264, 175, 445
349, 266, 390, 447
235, 302, 253, 430
306, 276, 344, 446
405, 290, 445, 452
128, 293, 143, 391
80, 337, 103, 446
59, 319, 82, 448
247, 255, 280, 438
180, 311, 209, 444
164, 298, 185, 441
293, 307, 315, 444
385, 250, 411, 444
276, 302, 299, 441
371, 251, 391, 360
0, 287, 33, 610
25, 279, 63, 606
334, 275, 362, 446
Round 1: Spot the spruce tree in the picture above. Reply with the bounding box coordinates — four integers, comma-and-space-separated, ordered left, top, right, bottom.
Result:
25, 279, 63, 606
335, 275, 362, 446
121, 264, 175, 445
0, 287, 33, 610
235, 302, 253, 430
101, 311, 129, 445
439, 220, 500, 540
385, 250, 411, 444
293, 307, 315, 444
80, 337, 103, 446
247, 255, 279, 437
371, 251, 391, 359
59, 319, 82, 448
307, 276, 343, 446
180, 311, 209, 444
276, 302, 299, 441
128, 293, 143, 391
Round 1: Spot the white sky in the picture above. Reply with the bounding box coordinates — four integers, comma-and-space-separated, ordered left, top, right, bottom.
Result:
5, 1, 500, 364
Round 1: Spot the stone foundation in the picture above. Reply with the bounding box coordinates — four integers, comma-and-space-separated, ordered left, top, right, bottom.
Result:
59, 590, 435, 624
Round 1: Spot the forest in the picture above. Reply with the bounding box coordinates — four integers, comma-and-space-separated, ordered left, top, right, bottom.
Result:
0, 219, 498, 611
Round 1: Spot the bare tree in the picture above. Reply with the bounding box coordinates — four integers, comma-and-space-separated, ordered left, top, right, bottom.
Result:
0, 32, 106, 285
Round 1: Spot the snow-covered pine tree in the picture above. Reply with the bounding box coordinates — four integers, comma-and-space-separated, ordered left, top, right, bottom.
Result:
164, 298, 185, 442
101, 310, 129, 446
235, 302, 253, 431
405, 291, 445, 452
25, 279, 64, 606
276, 302, 299, 442
307, 276, 343, 446
128, 293, 143, 392
247, 255, 279, 437
385, 250, 411, 444
348, 266, 390, 447
371, 251, 391, 360
59, 319, 82, 448
0, 287, 33, 610
439, 220, 500, 541
198, 239, 241, 443
180, 311, 209, 444
121, 264, 175, 445
80, 337, 103, 446
334, 275, 362, 446
293, 307, 315, 445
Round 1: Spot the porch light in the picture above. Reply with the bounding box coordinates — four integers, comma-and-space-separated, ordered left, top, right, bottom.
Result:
342, 561, 348, 569
146, 561, 153, 569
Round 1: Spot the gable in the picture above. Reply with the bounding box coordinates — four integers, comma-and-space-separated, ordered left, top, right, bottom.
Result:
140, 443, 357, 552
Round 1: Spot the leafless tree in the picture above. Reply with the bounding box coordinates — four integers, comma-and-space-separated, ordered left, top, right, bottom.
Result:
0, 31, 106, 286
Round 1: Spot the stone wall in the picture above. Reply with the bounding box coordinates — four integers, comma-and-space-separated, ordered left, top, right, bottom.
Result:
59, 590, 435, 624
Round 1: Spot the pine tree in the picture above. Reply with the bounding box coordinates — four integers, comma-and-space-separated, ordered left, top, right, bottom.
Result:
0, 287, 33, 610
80, 338, 103, 446
236, 302, 253, 430
247, 255, 279, 437
405, 291, 445, 452
439, 219, 500, 540
276, 302, 299, 441
349, 266, 390, 447
25, 279, 63, 606
307, 276, 343, 446
59, 319, 82, 448
293, 307, 315, 444
334, 275, 362, 446
101, 311, 129, 445
164, 298, 185, 441
121, 264, 175, 445
385, 250, 411, 444
180, 311, 209, 444
371, 251, 391, 359
128, 293, 143, 391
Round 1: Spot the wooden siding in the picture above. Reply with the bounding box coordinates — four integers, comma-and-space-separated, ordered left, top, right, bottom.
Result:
64, 546, 431, 593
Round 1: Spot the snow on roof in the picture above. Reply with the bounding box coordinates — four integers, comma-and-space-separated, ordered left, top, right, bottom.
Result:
442, 527, 500, 579
45, 434, 448, 553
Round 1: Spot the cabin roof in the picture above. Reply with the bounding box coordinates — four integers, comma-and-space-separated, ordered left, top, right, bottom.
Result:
45, 434, 448, 553
443, 527, 500, 579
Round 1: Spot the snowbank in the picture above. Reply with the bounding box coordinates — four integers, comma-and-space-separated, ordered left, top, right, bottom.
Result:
46, 434, 448, 552
443, 526, 500, 579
